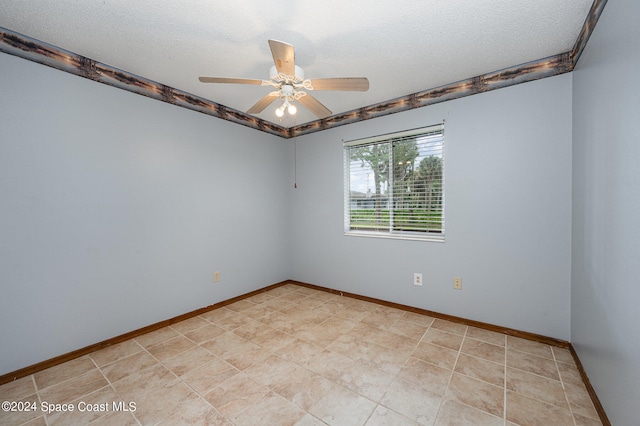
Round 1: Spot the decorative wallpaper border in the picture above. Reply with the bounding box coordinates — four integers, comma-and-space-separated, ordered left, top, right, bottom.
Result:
0, 29, 288, 138
0, 0, 607, 139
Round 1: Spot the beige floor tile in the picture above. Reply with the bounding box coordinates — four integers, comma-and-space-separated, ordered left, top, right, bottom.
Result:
412, 341, 458, 370
17, 415, 47, 426
335, 306, 371, 322
435, 399, 504, 426
157, 397, 231, 425
552, 346, 575, 364
465, 327, 506, 346
200, 331, 259, 359
325, 334, 372, 361
338, 360, 396, 402
84, 410, 139, 425
233, 391, 306, 426
203, 373, 270, 419
319, 316, 359, 333
182, 323, 227, 344
270, 367, 333, 411
146, 335, 196, 362
401, 311, 435, 328
397, 357, 451, 396
131, 380, 199, 425
33, 356, 96, 390
421, 328, 464, 351
306, 349, 356, 382
179, 357, 239, 396
376, 331, 419, 355
243, 292, 276, 304
348, 323, 387, 343
445, 372, 504, 418
506, 390, 574, 426
90, 339, 143, 367
224, 299, 257, 313
261, 298, 298, 313
220, 344, 273, 371
46, 385, 120, 426
574, 412, 604, 426
295, 413, 329, 425
296, 308, 333, 325
557, 360, 585, 387
162, 345, 218, 377
295, 324, 343, 349
8, 284, 604, 426
317, 300, 348, 314
38, 369, 108, 405
361, 311, 397, 331
239, 304, 277, 321
210, 310, 254, 331
230, 318, 274, 340
265, 284, 296, 296
507, 349, 560, 380
0, 374, 36, 400
134, 327, 180, 348
307, 289, 338, 302
431, 319, 468, 336
461, 338, 505, 364
111, 363, 179, 402
309, 384, 377, 426
100, 350, 159, 383
366, 404, 419, 425
278, 337, 325, 365
244, 353, 301, 387
360, 343, 410, 375
390, 318, 429, 340
0, 394, 41, 425
507, 336, 554, 359
251, 329, 298, 352
454, 353, 505, 387
371, 305, 405, 319
199, 307, 235, 323
380, 378, 443, 424
506, 366, 568, 409
564, 382, 600, 420
277, 291, 310, 303
296, 297, 328, 311
276, 318, 318, 335
168, 315, 210, 334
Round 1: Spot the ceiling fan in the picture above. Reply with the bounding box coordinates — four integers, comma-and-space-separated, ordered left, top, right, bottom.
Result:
199, 40, 369, 119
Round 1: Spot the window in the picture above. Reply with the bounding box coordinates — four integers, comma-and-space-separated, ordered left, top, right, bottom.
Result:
344, 124, 444, 241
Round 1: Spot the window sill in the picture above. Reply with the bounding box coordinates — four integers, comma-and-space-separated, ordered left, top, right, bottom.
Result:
344, 230, 445, 243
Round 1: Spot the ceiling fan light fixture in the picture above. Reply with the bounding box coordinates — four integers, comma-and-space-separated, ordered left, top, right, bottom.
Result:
276, 100, 297, 117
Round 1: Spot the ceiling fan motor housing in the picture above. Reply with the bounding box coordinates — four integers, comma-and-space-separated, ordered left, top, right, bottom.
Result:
270, 65, 305, 83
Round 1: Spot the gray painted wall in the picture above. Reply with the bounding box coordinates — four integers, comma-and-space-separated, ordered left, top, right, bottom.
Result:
572, 0, 640, 423
0, 53, 292, 375
290, 74, 573, 340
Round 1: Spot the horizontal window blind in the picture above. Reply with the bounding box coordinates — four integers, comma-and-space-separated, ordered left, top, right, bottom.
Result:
344, 124, 444, 241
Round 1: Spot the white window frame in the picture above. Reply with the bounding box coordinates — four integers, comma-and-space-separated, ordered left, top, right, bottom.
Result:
343, 123, 445, 242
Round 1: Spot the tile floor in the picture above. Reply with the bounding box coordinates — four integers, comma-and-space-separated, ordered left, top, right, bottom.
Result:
0, 283, 603, 425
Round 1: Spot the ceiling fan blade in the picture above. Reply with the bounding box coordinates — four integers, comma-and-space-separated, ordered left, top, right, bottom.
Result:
247, 93, 279, 114
298, 94, 332, 119
199, 77, 263, 85
309, 77, 370, 91
268, 40, 295, 76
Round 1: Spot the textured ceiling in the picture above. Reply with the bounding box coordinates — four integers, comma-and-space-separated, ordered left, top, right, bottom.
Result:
0, 1, 593, 127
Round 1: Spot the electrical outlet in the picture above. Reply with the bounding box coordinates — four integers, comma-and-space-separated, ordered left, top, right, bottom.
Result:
454, 277, 462, 290
214, 271, 220, 282
414, 273, 423, 286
